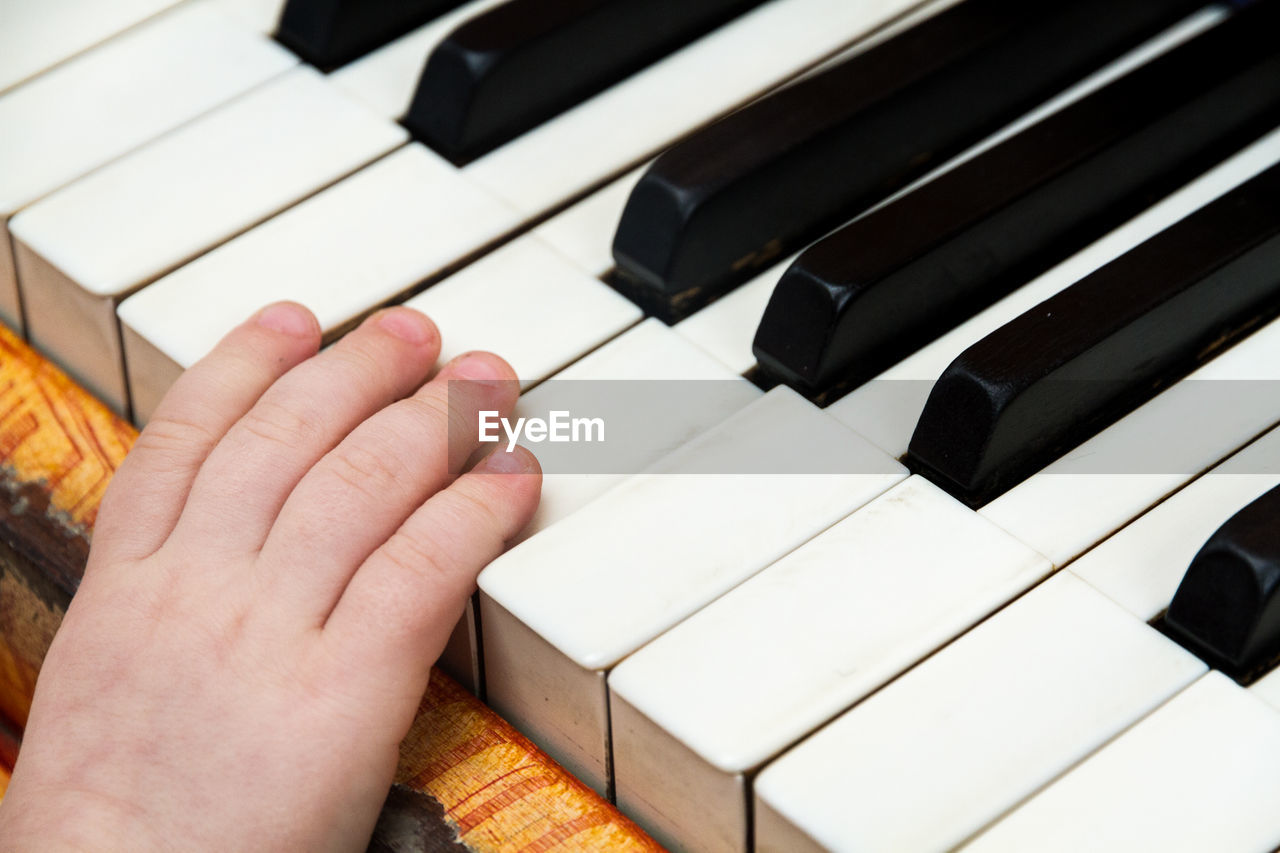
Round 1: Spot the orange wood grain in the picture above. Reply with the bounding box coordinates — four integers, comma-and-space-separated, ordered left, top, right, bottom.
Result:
399, 673, 662, 853
0, 326, 133, 530
0, 703, 18, 804
0, 324, 660, 851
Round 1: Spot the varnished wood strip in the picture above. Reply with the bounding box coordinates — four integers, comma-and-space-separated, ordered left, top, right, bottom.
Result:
398, 673, 663, 852
0, 323, 661, 851
0, 708, 19, 802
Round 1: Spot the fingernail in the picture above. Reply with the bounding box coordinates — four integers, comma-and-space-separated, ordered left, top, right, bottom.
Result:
479, 447, 535, 474
376, 308, 435, 345
256, 302, 316, 337
450, 351, 511, 384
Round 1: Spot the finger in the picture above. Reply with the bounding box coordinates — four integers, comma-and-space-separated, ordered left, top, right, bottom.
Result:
324, 445, 540, 708
164, 307, 441, 556
91, 302, 321, 565
256, 351, 519, 623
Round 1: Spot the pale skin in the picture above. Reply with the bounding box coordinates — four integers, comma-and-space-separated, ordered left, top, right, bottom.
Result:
0, 302, 541, 851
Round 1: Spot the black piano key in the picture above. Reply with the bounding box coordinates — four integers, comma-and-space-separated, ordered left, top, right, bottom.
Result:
276, 0, 467, 71
608, 0, 1206, 322
1166, 485, 1280, 679
906, 164, 1280, 507
404, 0, 768, 163
753, 4, 1280, 398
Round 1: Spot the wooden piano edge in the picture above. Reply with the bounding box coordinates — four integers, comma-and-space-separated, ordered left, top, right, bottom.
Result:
0, 323, 662, 852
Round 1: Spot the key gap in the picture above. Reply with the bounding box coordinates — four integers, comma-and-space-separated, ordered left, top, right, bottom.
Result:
949, 677, 1192, 850
737, 566, 1064, 836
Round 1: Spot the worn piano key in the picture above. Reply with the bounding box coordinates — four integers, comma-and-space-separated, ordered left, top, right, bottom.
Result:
478, 387, 906, 795
9, 66, 406, 413
609, 0, 1206, 321
400, 169, 645, 392
1165, 485, 1280, 678
116, 0, 933, 421
0, 0, 297, 334
828, 126, 1280, 460
511, 319, 761, 543
116, 144, 519, 424
1069, 425, 1280, 624
393, 169, 647, 693
275, 0, 467, 71
753, 572, 1204, 853
609, 475, 1051, 852
0, 0, 183, 94
964, 672, 1280, 852
438, 318, 760, 690
117, 159, 637, 425
403, 238, 640, 388
907, 163, 1280, 507
754, 4, 1280, 396
405, 0, 768, 162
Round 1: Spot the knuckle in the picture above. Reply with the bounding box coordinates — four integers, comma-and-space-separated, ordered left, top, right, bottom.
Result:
448, 486, 504, 535
133, 414, 220, 456
238, 397, 320, 449
391, 396, 453, 466
381, 531, 454, 586
324, 441, 404, 502
330, 342, 386, 380
400, 393, 450, 428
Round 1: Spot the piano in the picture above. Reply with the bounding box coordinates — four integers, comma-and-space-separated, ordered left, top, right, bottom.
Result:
3, 0, 1280, 850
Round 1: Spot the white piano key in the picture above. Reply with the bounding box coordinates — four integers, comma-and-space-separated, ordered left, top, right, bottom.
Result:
609, 475, 1051, 852
207, 0, 288, 34
114, 155, 634, 424
529, 168, 643, 278
116, 150, 632, 424
512, 324, 746, 549
462, 0, 933, 215
0, 0, 298, 333
1252, 667, 1280, 712
402, 237, 641, 389
964, 672, 1280, 853
674, 260, 789, 375
0, 0, 183, 94
479, 386, 906, 794
514, 318, 761, 542
117, 143, 520, 424
1070, 426, 1280, 622
980, 313, 1280, 568
438, 318, 759, 693
754, 572, 1206, 853
826, 124, 1280, 459
10, 66, 406, 413
327, 0, 510, 121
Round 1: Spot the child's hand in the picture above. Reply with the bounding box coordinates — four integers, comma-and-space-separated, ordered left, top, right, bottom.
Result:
0, 303, 540, 851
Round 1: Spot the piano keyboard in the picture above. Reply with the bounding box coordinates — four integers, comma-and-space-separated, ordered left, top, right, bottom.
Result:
5, 1, 1280, 852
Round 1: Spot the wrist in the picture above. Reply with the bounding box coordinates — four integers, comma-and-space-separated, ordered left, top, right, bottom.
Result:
0, 783, 165, 853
